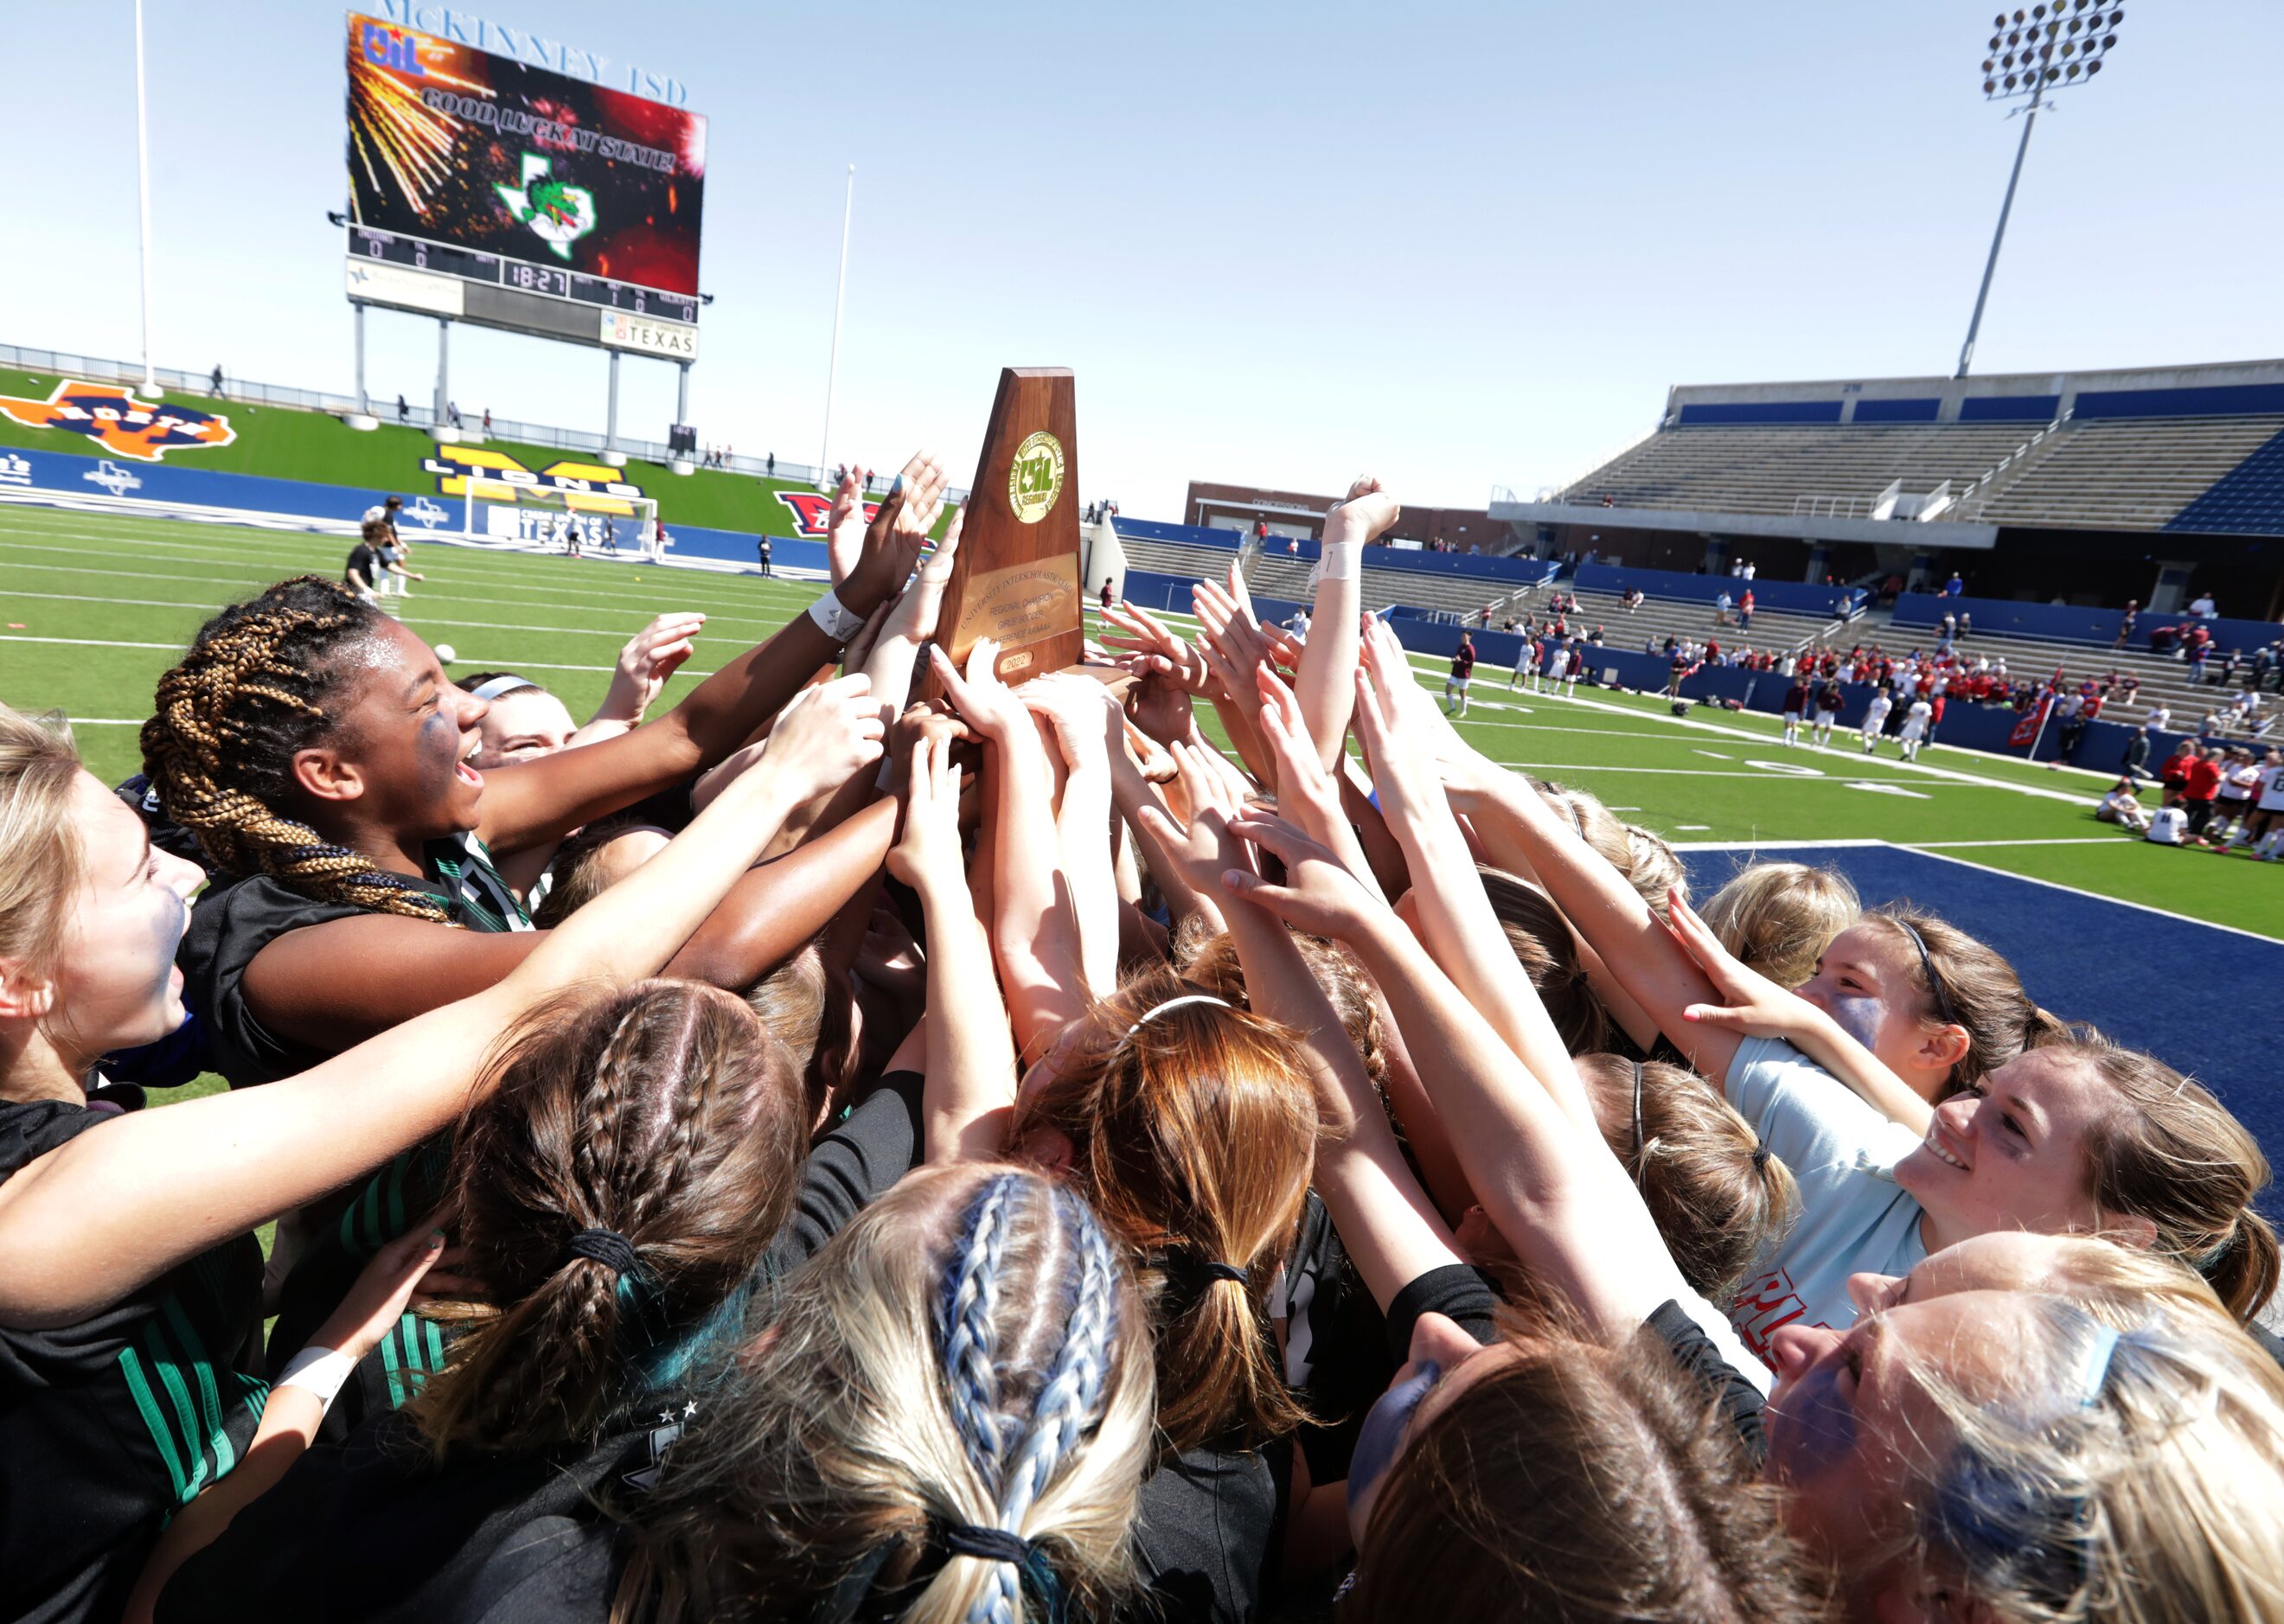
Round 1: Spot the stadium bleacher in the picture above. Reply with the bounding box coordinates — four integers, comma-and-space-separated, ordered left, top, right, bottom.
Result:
1562, 422, 2031, 520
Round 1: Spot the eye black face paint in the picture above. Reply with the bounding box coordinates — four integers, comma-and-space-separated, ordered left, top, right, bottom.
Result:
1347, 1359, 1442, 1519
1827, 993, 1885, 1052
1769, 1360, 1857, 1486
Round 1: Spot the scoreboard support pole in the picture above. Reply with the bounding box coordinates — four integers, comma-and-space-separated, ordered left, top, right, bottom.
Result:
606, 349, 623, 452
675, 361, 691, 429
353, 303, 368, 415
434, 318, 451, 425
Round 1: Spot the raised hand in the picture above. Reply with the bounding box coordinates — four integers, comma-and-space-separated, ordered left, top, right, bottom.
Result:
1192, 571, 1275, 699
1100, 600, 1212, 696
1222, 809, 1385, 943
1255, 665, 1385, 900
825, 465, 872, 588
885, 505, 963, 643
843, 451, 950, 611
1020, 670, 1119, 773
308, 1216, 457, 1365
758, 673, 887, 804
1666, 892, 1816, 1041
590, 611, 706, 727
1352, 631, 1444, 828
930, 637, 1030, 743
1134, 740, 1253, 898
886, 732, 966, 896
1323, 474, 1401, 548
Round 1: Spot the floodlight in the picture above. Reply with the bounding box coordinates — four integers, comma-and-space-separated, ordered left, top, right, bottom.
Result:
1956, 0, 2125, 376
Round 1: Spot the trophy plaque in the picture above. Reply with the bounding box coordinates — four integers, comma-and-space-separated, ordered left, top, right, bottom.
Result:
927, 367, 1084, 687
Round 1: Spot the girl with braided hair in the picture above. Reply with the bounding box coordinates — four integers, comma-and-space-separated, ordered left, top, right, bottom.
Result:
597, 1166, 1158, 1624
0, 683, 881, 1624
150, 453, 941, 1091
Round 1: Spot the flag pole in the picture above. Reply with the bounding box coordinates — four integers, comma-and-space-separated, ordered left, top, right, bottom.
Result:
817, 163, 854, 488
134, 0, 158, 393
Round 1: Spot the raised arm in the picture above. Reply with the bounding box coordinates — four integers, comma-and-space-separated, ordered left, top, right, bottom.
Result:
1227, 815, 1701, 1341
1352, 622, 1596, 1136
1666, 893, 1934, 1134
932, 639, 1087, 1055
474, 452, 944, 853
1294, 478, 1399, 770
884, 734, 1018, 1162
1134, 774, 1460, 1314
1461, 759, 1739, 1081
1020, 674, 1124, 996
571, 611, 707, 746
0, 679, 886, 1327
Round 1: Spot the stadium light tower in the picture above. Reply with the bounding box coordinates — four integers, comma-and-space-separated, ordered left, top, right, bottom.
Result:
1955, 3, 2124, 378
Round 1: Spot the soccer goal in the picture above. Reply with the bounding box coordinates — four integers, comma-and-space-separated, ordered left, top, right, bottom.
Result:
462, 483, 656, 554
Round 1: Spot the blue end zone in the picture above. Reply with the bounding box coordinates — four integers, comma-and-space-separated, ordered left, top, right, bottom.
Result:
1678, 842, 2284, 1199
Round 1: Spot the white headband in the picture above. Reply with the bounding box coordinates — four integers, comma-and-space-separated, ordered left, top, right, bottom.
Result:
470, 674, 536, 702
1124, 994, 1232, 1038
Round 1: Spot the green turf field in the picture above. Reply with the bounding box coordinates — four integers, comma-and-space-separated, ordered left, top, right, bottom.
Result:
3, 502, 2275, 939
0, 366, 854, 535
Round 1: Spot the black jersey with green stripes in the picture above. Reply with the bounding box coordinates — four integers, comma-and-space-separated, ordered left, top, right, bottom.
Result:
1, 1098, 266, 1624
179, 833, 532, 1091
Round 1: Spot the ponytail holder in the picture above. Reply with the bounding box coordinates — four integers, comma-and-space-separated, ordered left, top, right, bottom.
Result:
944, 1524, 1033, 1565
566, 1227, 642, 1279
1203, 1261, 1249, 1285
1752, 1137, 1773, 1172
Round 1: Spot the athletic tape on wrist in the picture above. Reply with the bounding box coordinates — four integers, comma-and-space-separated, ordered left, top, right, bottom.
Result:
275, 1346, 357, 1410
1319, 540, 1360, 582
807, 589, 867, 644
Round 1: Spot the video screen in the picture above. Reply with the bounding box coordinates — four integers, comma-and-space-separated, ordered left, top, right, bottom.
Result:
347, 13, 707, 298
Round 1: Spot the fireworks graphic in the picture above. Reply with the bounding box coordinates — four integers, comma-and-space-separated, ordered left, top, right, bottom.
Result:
349, 46, 488, 218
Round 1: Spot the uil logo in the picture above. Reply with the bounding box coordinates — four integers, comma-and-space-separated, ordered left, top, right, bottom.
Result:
1008, 431, 1064, 525
495, 153, 597, 262
0, 380, 236, 464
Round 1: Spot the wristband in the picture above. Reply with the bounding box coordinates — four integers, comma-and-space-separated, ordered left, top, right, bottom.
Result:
1310, 540, 1361, 588
807, 589, 867, 644
275, 1346, 357, 1410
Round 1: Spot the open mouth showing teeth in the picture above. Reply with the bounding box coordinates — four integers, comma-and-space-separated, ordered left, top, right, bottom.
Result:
1925, 1135, 1970, 1172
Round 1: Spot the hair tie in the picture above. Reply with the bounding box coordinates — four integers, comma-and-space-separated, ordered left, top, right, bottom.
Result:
1124, 994, 1231, 1038
566, 1227, 642, 1279
1752, 1137, 1773, 1172
470, 673, 536, 702
943, 1523, 1033, 1566
1203, 1261, 1248, 1285
2077, 1325, 2122, 1406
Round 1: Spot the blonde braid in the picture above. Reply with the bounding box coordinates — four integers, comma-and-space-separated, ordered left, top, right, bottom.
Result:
142, 577, 451, 922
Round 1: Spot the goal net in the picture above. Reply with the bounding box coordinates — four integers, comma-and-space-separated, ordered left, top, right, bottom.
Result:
463, 482, 657, 554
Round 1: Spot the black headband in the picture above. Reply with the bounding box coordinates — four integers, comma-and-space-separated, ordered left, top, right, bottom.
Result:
1630, 1060, 1647, 1186
1892, 918, 1959, 1028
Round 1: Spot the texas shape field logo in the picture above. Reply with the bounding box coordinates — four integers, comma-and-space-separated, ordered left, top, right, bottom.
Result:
0, 380, 236, 464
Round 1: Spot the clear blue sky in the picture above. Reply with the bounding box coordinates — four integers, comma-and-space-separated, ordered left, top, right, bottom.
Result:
4, 3, 2280, 520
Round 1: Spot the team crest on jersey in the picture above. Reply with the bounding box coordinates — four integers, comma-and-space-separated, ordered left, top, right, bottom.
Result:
775, 490, 881, 539
0, 380, 236, 464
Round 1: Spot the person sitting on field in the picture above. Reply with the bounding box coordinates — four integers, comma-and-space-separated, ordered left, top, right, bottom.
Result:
2097, 777, 2153, 834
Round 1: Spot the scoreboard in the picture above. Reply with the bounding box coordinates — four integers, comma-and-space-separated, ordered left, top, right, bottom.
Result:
344, 15, 703, 357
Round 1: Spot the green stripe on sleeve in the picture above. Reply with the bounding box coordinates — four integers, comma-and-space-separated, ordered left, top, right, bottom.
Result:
141, 1321, 211, 1500
116, 1346, 191, 1505
162, 1297, 234, 1481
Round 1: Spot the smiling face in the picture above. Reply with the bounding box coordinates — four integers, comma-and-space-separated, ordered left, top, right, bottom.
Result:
1795, 921, 1959, 1094
300, 617, 490, 841
1893, 1049, 2114, 1246
469, 686, 577, 770
45, 773, 204, 1065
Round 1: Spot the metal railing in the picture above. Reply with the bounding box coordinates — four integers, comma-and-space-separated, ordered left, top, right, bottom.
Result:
0, 342, 967, 498
1790, 492, 1873, 519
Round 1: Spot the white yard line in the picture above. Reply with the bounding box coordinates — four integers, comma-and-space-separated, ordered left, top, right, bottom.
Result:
0, 585, 761, 643
1490, 760, 1978, 783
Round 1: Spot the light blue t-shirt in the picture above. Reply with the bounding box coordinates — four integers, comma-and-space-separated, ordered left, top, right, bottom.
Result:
1723, 1037, 1929, 1372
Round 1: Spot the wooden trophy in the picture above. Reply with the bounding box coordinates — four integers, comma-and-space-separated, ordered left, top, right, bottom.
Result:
925, 368, 1084, 689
